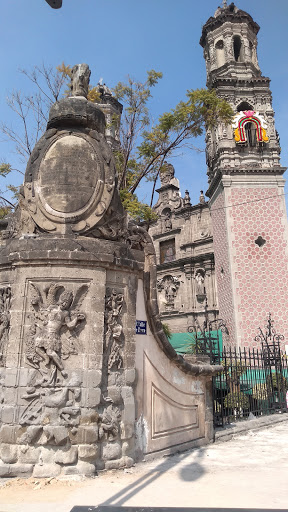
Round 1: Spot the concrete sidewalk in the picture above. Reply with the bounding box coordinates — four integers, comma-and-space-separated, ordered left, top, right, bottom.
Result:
0, 419, 288, 512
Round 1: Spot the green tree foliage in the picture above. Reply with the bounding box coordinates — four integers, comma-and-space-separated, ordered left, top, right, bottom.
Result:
1, 65, 234, 221
112, 73, 233, 219
161, 322, 172, 340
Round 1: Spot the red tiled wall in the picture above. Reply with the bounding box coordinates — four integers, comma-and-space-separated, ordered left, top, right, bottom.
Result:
212, 185, 288, 349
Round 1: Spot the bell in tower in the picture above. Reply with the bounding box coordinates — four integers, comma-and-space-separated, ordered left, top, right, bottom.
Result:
200, 3, 288, 349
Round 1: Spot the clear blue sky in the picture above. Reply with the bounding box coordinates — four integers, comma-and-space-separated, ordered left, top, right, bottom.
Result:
1, 0, 288, 206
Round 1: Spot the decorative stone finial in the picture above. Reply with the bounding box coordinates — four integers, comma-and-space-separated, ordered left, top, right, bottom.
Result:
199, 190, 206, 204
183, 190, 191, 206
70, 64, 91, 98
160, 162, 175, 185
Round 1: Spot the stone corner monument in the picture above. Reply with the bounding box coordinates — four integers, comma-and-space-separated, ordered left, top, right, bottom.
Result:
0, 65, 221, 478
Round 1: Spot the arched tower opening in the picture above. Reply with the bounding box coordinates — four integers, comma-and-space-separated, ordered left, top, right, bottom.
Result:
233, 35, 244, 62
237, 101, 254, 112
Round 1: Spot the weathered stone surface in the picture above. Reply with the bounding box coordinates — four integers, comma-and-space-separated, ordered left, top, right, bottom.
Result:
107, 386, 121, 404
61, 461, 95, 476
78, 444, 99, 461
18, 426, 42, 445
120, 386, 135, 439
43, 426, 69, 445
54, 446, 78, 465
4, 368, 17, 387
18, 446, 41, 464
82, 388, 101, 408
33, 463, 61, 478
0, 443, 18, 463
71, 426, 98, 445
0, 425, 18, 444
86, 370, 102, 388
1, 406, 15, 424
125, 369, 136, 385
102, 442, 121, 461
0, 462, 33, 477
105, 456, 134, 470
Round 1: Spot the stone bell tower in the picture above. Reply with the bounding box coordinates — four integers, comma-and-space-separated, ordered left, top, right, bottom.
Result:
200, 3, 288, 348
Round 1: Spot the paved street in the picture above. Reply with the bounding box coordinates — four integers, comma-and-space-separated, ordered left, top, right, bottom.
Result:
0, 420, 287, 512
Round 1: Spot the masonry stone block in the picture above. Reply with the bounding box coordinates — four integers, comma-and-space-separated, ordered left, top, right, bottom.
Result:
1, 406, 15, 424
0, 425, 18, 444
54, 446, 78, 465
18, 446, 41, 464
82, 388, 101, 408
0, 443, 18, 464
33, 463, 61, 478
4, 368, 18, 387
107, 386, 121, 404
61, 461, 95, 476
78, 444, 99, 461
102, 442, 121, 461
125, 369, 136, 385
87, 370, 102, 388
0, 462, 33, 477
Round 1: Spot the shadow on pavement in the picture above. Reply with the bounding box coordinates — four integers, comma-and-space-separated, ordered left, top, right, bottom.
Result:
99, 446, 207, 507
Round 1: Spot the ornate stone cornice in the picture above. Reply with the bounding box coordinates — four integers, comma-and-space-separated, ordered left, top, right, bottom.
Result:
200, 9, 259, 47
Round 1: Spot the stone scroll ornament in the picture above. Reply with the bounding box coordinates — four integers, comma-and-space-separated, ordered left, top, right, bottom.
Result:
0, 287, 11, 366
232, 110, 269, 144
104, 289, 124, 371
25, 282, 88, 384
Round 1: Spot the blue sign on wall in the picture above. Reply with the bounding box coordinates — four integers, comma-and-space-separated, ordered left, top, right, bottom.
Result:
136, 320, 147, 335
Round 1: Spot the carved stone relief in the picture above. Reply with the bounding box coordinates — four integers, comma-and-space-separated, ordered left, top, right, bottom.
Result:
98, 405, 121, 441
157, 275, 180, 309
0, 287, 11, 366
195, 269, 206, 303
70, 63, 91, 98
162, 209, 172, 232
25, 281, 88, 383
104, 289, 124, 371
20, 373, 82, 431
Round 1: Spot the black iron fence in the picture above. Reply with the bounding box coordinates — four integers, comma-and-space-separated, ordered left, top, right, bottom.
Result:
213, 344, 288, 426
187, 310, 288, 426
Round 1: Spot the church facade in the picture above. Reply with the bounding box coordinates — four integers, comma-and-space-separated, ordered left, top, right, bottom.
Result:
152, 3, 288, 350
149, 164, 218, 335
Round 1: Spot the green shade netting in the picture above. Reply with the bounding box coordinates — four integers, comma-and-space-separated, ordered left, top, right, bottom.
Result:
169, 330, 223, 355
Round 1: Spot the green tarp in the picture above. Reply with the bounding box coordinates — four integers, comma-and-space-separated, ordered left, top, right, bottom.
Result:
169, 330, 223, 355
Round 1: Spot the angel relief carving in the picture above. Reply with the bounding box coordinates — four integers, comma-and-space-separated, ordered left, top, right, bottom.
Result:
104, 289, 124, 371
0, 287, 11, 366
25, 282, 88, 384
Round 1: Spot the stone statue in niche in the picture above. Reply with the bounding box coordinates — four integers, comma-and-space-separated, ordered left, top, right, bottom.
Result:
0, 287, 11, 366
104, 289, 124, 371
98, 404, 121, 441
164, 212, 172, 231
70, 63, 91, 98
157, 275, 180, 306
195, 269, 206, 303
25, 282, 88, 383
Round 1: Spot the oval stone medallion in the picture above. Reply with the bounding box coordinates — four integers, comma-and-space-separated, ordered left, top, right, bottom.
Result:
39, 135, 99, 214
